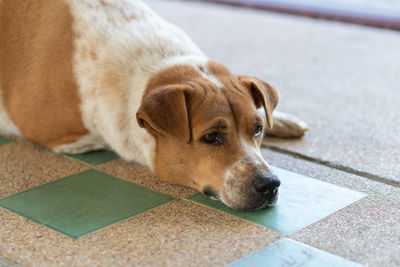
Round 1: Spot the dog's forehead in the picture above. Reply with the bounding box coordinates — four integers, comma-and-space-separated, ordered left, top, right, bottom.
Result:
146, 62, 257, 127
189, 93, 232, 135
146, 64, 203, 91
206, 62, 260, 126
207, 61, 255, 104
189, 66, 256, 128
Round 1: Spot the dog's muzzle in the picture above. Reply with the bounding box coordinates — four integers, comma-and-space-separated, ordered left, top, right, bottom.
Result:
250, 173, 281, 209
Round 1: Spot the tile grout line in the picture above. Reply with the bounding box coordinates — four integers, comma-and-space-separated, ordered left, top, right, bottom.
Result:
0, 169, 177, 240
75, 198, 180, 240
181, 198, 364, 265
0, 137, 364, 265
263, 144, 400, 188
227, 237, 365, 267
61, 154, 118, 168
181, 198, 284, 234
59, 151, 120, 167
0, 255, 21, 267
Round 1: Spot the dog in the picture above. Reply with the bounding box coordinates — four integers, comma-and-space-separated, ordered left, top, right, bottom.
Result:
0, 0, 308, 210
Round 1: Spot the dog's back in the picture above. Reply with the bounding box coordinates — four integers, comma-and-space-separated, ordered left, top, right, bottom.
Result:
0, 0, 309, 210
0, 0, 87, 146
0, 0, 204, 151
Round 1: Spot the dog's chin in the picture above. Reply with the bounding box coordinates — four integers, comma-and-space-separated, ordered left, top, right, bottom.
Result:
207, 191, 279, 211
252, 196, 279, 211
241, 195, 278, 211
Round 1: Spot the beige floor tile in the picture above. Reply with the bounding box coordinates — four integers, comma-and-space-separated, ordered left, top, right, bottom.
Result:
97, 159, 197, 198
0, 140, 90, 198
262, 148, 400, 266
149, 0, 400, 183
0, 255, 19, 267
0, 200, 281, 266
290, 196, 400, 267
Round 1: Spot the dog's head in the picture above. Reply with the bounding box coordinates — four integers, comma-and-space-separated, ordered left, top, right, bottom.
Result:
136, 61, 280, 210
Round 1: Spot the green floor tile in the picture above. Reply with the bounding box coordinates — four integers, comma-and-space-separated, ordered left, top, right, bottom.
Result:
0, 255, 15, 267
229, 238, 363, 267
0, 169, 174, 239
187, 166, 366, 234
0, 136, 12, 146
65, 150, 120, 166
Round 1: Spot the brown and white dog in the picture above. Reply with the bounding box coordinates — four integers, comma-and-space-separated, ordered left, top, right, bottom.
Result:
0, 0, 307, 210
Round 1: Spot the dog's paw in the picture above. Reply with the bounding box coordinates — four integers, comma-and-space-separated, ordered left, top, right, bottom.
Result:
53, 143, 106, 154
265, 111, 309, 138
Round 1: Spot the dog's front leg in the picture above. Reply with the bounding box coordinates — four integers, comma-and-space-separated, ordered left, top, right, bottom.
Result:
52, 135, 108, 154
264, 111, 309, 138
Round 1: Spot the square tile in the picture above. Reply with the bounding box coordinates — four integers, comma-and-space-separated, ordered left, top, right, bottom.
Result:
0, 256, 15, 267
0, 200, 281, 266
0, 141, 89, 198
98, 159, 196, 198
187, 166, 366, 234
0, 169, 174, 239
65, 150, 120, 166
0, 136, 12, 146
228, 238, 362, 267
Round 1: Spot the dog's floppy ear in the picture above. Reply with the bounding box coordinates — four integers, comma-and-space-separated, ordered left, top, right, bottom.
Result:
136, 87, 191, 143
238, 76, 279, 129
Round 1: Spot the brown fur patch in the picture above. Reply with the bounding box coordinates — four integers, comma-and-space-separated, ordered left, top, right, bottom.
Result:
139, 65, 248, 191
90, 50, 98, 61
139, 62, 278, 209
145, 65, 205, 94
0, 0, 88, 148
99, 0, 109, 7
207, 61, 265, 142
123, 13, 136, 22
207, 61, 232, 76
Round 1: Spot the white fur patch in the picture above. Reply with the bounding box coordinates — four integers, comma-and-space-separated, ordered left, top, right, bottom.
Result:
53, 134, 108, 154
219, 137, 270, 209
67, 0, 212, 169
161, 55, 223, 89
200, 66, 223, 90
220, 158, 248, 205
266, 111, 309, 138
0, 0, 224, 173
0, 86, 21, 137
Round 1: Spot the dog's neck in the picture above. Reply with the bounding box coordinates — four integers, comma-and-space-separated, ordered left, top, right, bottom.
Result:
89, 54, 214, 168
68, 0, 209, 167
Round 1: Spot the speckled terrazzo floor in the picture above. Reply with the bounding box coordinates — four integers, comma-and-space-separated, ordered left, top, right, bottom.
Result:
0, 136, 365, 266
2, 0, 400, 265
151, 0, 400, 184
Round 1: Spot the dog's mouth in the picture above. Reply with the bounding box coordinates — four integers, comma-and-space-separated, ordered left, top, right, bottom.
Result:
251, 189, 279, 211
202, 186, 279, 211
202, 186, 219, 200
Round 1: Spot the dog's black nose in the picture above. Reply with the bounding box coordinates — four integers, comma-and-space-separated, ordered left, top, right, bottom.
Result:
253, 174, 280, 194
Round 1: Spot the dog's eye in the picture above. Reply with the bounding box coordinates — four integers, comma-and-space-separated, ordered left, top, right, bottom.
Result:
254, 125, 263, 138
201, 132, 223, 145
